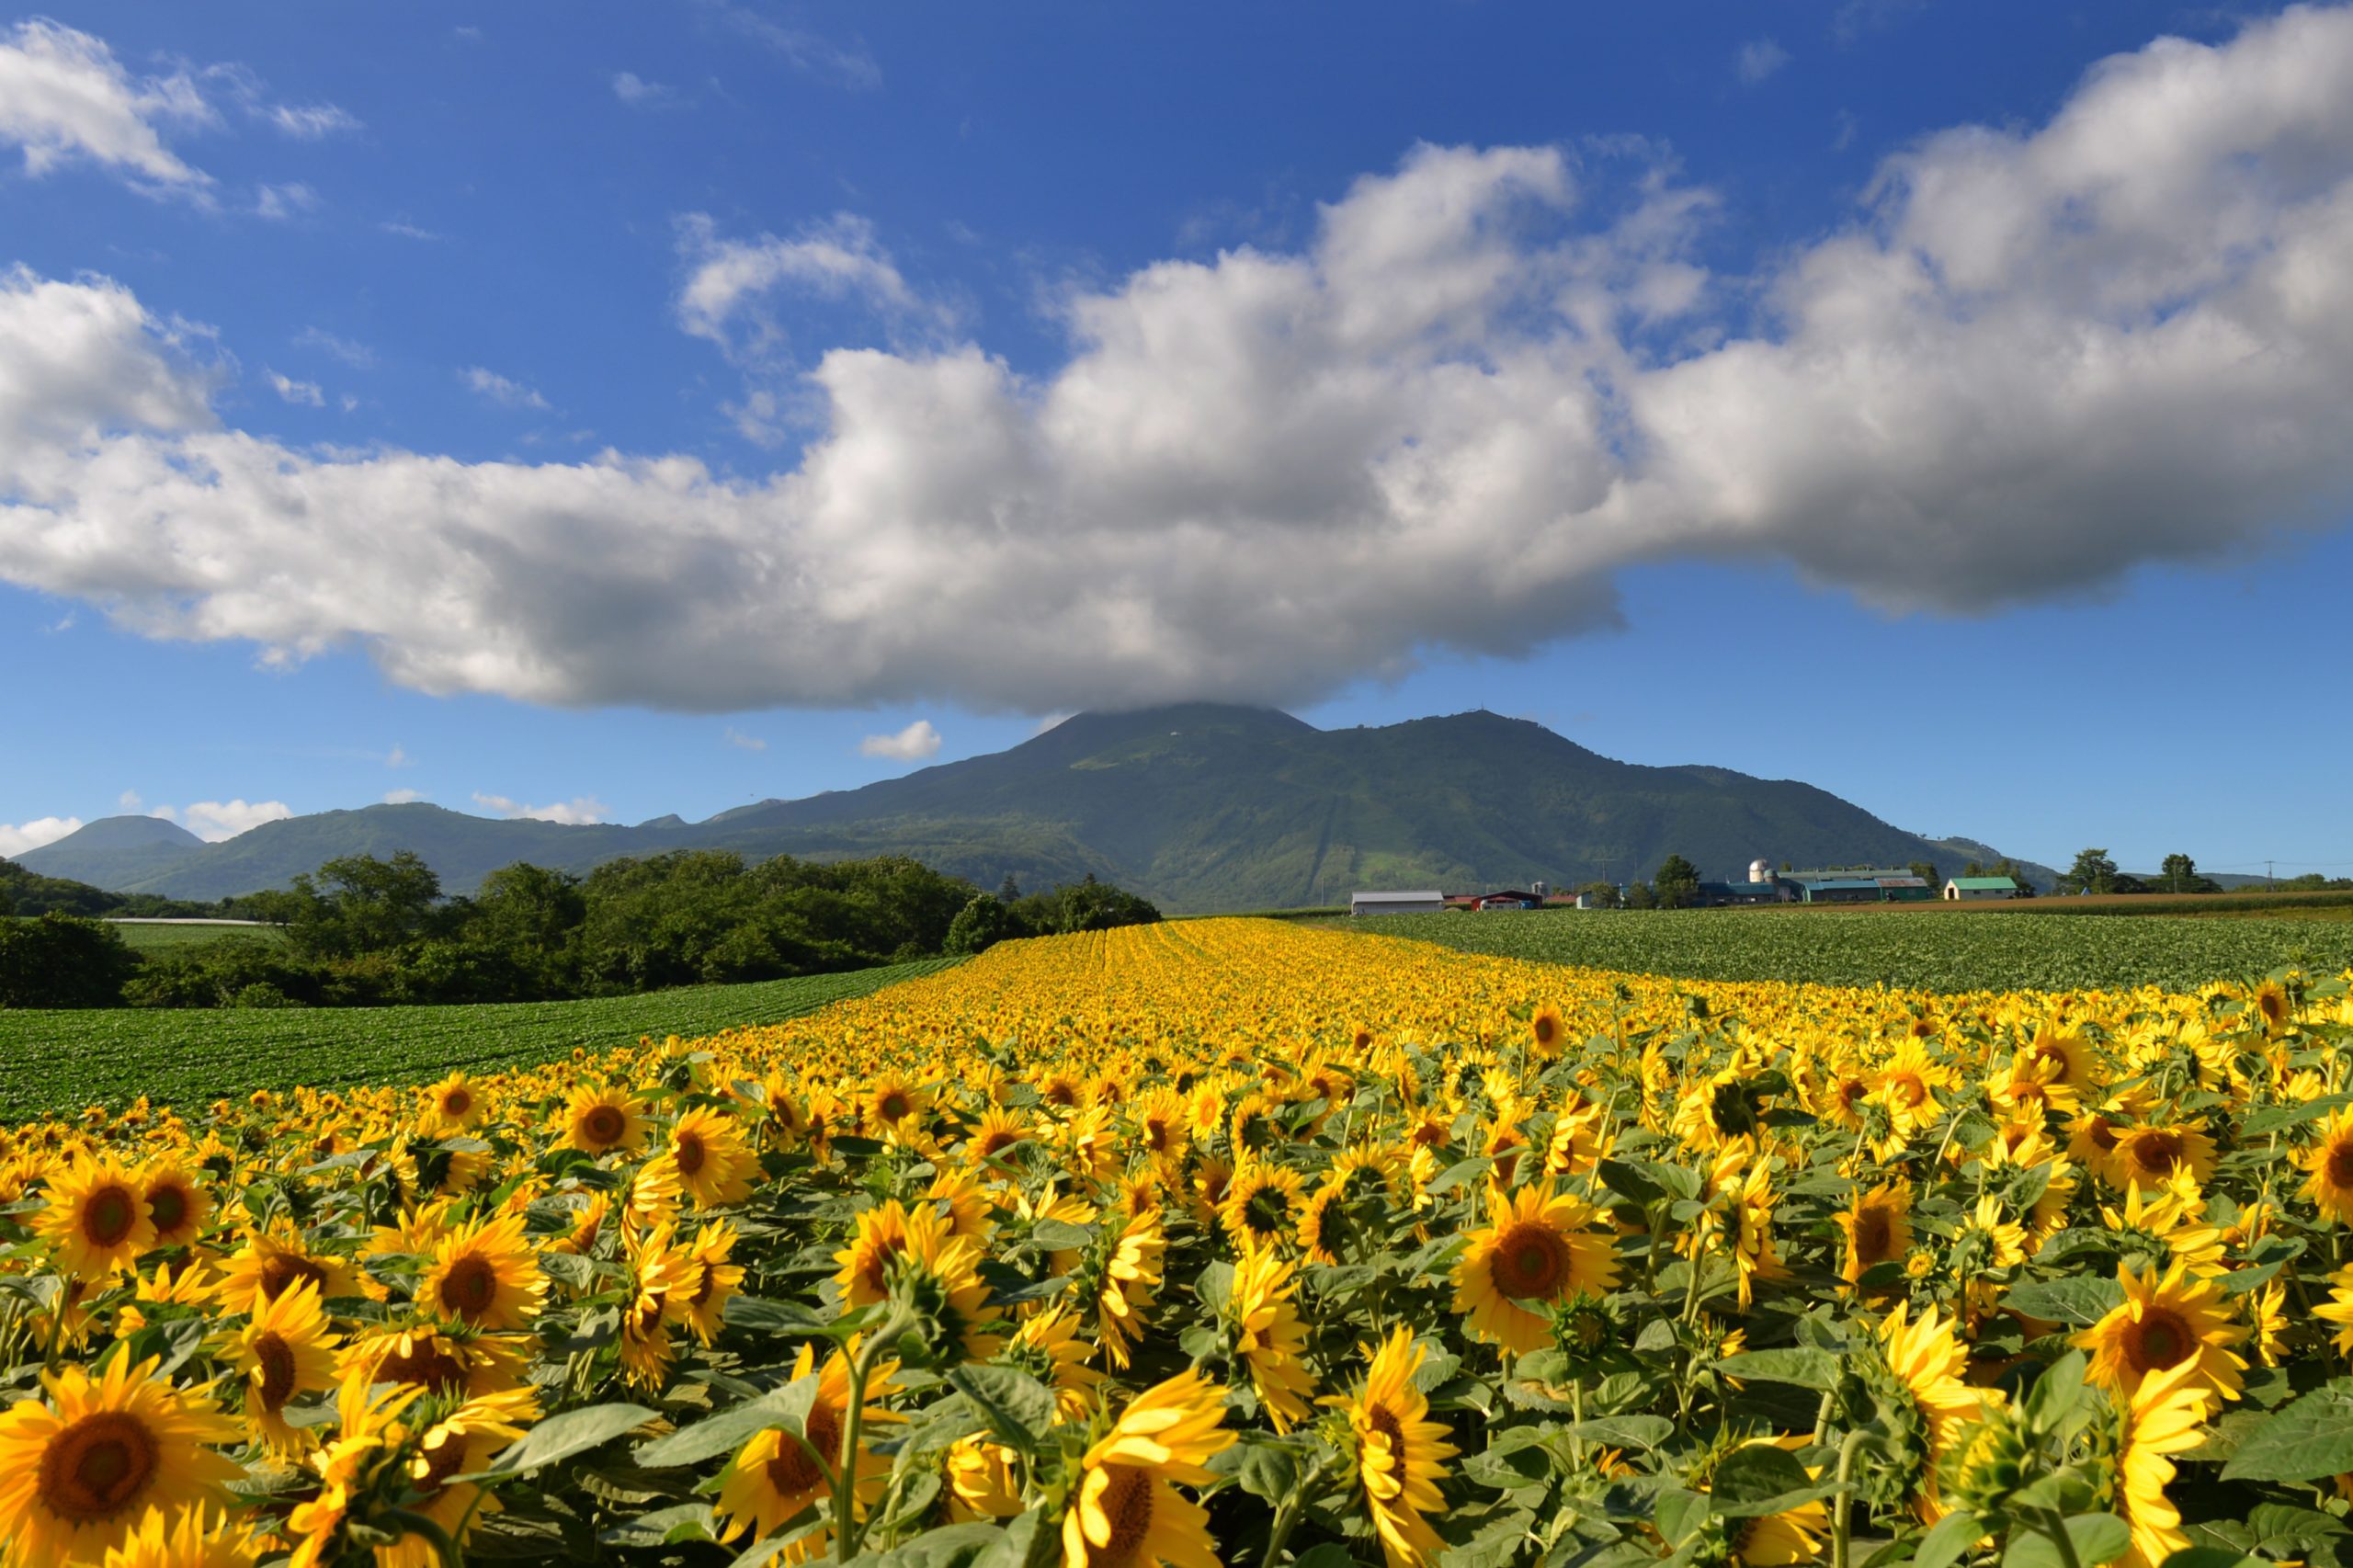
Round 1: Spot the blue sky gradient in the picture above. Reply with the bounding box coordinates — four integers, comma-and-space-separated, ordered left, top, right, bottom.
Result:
4, 2, 2349, 878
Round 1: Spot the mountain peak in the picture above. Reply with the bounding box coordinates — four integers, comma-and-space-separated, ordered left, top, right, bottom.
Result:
26, 814, 204, 853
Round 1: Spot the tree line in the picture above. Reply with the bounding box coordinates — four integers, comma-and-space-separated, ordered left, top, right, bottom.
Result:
0, 851, 1158, 1010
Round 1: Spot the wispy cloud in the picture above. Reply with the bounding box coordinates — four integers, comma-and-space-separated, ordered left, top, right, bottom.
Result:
612, 71, 678, 107
701, 3, 879, 89
0, 19, 213, 193
722, 726, 767, 752
153, 799, 293, 842
254, 181, 320, 220
471, 791, 609, 824
460, 366, 550, 411
267, 102, 361, 139
383, 788, 424, 804
295, 327, 374, 369
1735, 38, 1791, 84
267, 369, 324, 406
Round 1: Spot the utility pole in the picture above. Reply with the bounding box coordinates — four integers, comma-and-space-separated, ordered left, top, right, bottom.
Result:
2268, 860, 2275, 888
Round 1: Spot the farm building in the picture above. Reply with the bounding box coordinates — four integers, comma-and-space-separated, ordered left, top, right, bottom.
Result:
1945, 876, 2023, 901
1778, 869, 1936, 903
1471, 889, 1543, 911
1695, 879, 1789, 906
1350, 890, 1446, 917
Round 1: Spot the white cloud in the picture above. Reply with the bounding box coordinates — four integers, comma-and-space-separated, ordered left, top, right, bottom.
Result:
383, 788, 424, 804
0, 815, 83, 856
676, 211, 943, 360
153, 799, 292, 842
385, 744, 412, 767
460, 366, 550, 411
702, 5, 880, 90
612, 72, 676, 107
471, 791, 609, 824
254, 181, 320, 221
4, 11, 2353, 715
118, 790, 141, 811
267, 102, 360, 139
0, 19, 212, 190
1736, 39, 1791, 84
859, 720, 942, 761
380, 219, 441, 241
267, 369, 324, 406
722, 727, 767, 751
295, 327, 374, 369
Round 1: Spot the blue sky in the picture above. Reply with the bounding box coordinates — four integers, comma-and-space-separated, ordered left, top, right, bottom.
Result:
3, 1, 2351, 879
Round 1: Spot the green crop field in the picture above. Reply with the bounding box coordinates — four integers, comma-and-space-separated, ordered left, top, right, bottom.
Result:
1348, 908, 2353, 993
104, 920, 290, 953
0, 958, 957, 1122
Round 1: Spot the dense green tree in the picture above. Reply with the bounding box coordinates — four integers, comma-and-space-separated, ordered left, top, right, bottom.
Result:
289, 851, 447, 957
945, 893, 1017, 955
1908, 861, 1940, 887
1653, 855, 1701, 910
0, 913, 139, 1007
1624, 881, 1659, 910
2159, 853, 2200, 893
2058, 848, 2119, 897
1574, 881, 1623, 910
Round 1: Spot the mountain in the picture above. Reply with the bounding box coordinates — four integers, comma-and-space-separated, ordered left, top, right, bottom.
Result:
17, 813, 205, 890
36, 705, 2052, 912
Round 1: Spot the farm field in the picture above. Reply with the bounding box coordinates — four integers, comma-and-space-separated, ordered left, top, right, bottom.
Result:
1354, 907, 2353, 993
105, 919, 290, 953
0, 916, 2343, 1568
0, 957, 957, 1121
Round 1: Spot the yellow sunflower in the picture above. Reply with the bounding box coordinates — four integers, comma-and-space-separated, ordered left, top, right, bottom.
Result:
864, 1074, 926, 1132
339, 1324, 529, 1398
664, 1220, 746, 1346
2300, 1107, 2353, 1224
421, 1070, 483, 1130
229, 1277, 341, 1455
87, 1506, 258, 1568
945, 1434, 1026, 1521
419, 1210, 548, 1333
0, 1355, 244, 1566
1879, 1301, 1996, 1520
378, 1386, 541, 1568
964, 1108, 1030, 1165
1062, 1370, 1234, 1568
2076, 1262, 2245, 1404
2109, 1123, 2217, 1194
2114, 1359, 2212, 1568
1452, 1181, 1620, 1354
36, 1155, 154, 1278
211, 1225, 364, 1315
1529, 1005, 1567, 1059
1220, 1161, 1309, 1250
139, 1163, 211, 1252
1342, 1326, 1460, 1568
1299, 1182, 1350, 1267
1006, 1302, 1107, 1419
835, 1199, 945, 1308
563, 1085, 648, 1154
714, 1344, 899, 1551
660, 1107, 758, 1209
1228, 1242, 1313, 1431
1092, 1209, 1167, 1369
1836, 1182, 1914, 1287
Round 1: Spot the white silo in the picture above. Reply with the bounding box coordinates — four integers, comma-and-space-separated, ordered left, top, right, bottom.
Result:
1749, 858, 1771, 884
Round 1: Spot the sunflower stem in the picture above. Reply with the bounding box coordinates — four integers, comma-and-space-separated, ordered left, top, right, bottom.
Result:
1260, 1451, 1325, 1567
2034, 1507, 2084, 1568
835, 1307, 914, 1561
1828, 1426, 1870, 1568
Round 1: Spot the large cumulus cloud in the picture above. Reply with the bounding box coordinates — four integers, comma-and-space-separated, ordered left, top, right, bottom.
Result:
6, 7, 2353, 712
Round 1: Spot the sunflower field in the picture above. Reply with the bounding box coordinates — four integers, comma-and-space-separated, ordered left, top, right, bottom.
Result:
3, 919, 2351, 1568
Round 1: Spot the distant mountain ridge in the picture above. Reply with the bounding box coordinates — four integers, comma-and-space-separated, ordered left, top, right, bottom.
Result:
20, 705, 2056, 912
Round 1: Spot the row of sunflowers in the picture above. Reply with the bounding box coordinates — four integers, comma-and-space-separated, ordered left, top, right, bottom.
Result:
1, 917, 2348, 1568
